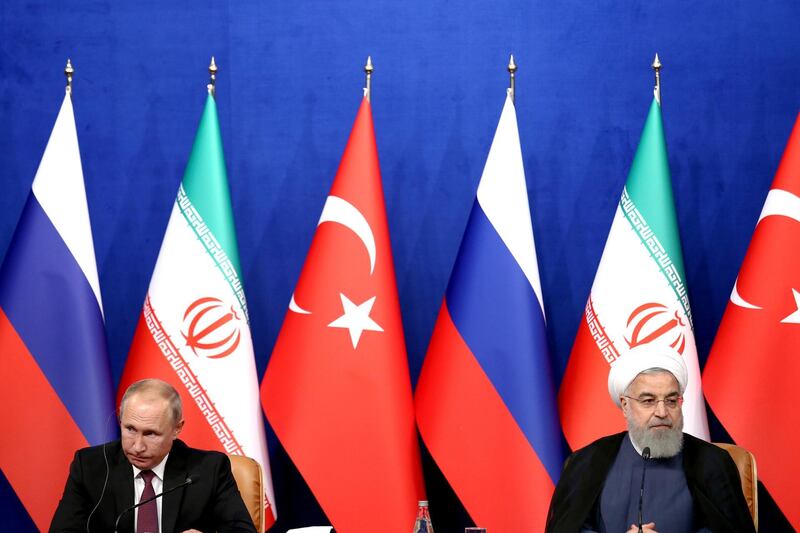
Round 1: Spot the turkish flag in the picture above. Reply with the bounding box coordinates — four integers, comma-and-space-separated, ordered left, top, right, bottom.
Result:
704, 112, 800, 529
260, 98, 424, 533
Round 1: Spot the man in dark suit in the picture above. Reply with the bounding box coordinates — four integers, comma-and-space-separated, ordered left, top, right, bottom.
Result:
546, 346, 755, 533
50, 379, 256, 533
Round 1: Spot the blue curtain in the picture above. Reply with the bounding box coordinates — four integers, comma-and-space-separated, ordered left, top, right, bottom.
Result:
1, 1, 798, 530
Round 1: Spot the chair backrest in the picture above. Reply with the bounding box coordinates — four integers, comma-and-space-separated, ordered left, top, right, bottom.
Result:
713, 442, 758, 530
229, 454, 265, 532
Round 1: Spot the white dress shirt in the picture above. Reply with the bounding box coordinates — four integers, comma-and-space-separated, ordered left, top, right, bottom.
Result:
132, 454, 169, 532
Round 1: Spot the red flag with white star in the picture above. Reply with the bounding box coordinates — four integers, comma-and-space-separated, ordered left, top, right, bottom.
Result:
260, 98, 424, 533
704, 112, 800, 529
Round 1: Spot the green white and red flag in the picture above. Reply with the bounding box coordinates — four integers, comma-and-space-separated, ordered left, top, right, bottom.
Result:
559, 96, 710, 451
119, 94, 276, 529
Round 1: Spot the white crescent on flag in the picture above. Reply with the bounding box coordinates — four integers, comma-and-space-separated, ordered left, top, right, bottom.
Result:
731, 188, 800, 309
289, 195, 376, 315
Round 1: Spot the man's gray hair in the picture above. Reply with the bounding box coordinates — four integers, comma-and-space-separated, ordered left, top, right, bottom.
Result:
119, 379, 183, 424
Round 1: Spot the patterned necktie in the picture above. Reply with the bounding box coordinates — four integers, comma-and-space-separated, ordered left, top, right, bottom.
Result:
137, 470, 159, 533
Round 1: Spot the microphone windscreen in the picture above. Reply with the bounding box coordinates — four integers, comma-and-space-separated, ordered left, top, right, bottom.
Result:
642, 447, 651, 460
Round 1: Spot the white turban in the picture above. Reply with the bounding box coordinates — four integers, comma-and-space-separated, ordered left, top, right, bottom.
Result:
607, 344, 688, 407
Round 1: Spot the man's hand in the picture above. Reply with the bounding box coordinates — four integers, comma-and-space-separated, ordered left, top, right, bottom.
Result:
626, 523, 657, 533
180, 530, 203, 533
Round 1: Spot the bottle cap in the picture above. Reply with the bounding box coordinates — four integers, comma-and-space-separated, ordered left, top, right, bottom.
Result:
418, 500, 429, 507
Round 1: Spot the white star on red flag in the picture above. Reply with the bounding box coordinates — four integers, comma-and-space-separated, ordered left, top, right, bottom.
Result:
781, 288, 800, 324
328, 293, 384, 348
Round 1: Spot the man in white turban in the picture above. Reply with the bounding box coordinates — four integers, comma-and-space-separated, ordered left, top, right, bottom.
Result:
546, 344, 754, 533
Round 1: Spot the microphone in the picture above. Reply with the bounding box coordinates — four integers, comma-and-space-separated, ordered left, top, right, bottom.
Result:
637, 447, 650, 533
113, 475, 198, 533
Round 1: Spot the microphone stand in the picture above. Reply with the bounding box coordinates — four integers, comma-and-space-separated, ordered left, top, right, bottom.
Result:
638, 447, 651, 533
114, 476, 196, 533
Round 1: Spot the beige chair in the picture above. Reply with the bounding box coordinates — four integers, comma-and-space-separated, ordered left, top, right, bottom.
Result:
229, 454, 265, 532
713, 442, 758, 530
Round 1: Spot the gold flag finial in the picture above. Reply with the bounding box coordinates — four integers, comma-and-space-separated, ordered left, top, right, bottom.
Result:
364, 56, 374, 102
652, 53, 662, 105
208, 56, 218, 95
65, 59, 74, 94
508, 54, 517, 103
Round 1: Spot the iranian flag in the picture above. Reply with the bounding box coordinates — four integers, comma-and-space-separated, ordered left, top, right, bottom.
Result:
119, 93, 276, 528
559, 96, 710, 451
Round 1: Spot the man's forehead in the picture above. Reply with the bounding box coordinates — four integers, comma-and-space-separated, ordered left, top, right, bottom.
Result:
121, 393, 170, 418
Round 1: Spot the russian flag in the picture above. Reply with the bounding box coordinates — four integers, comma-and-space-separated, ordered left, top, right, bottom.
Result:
0, 91, 115, 531
415, 93, 563, 532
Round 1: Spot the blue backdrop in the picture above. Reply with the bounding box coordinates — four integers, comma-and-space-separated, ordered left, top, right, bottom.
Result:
1, 1, 798, 531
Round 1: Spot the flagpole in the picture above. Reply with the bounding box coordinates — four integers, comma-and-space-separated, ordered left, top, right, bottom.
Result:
208, 56, 217, 96
508, 54, 517, 103
652, 53, 662, 105
65, 59, 74, 95
364, 56, 373, 102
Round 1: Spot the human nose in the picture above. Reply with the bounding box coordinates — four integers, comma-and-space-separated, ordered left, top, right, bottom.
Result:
131, 434, 146, 452
653, 400, 669, 417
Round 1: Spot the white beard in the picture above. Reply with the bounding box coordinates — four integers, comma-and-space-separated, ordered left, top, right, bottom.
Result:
627, 413, 684, 458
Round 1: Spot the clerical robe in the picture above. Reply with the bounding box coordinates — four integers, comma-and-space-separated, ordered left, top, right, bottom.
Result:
545, 432, 755, 533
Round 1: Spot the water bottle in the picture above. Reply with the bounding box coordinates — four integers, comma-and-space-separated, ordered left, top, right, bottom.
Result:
413, 500, 434, 533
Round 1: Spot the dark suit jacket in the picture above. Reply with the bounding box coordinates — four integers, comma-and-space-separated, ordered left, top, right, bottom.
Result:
49, 439, 256, 533
545, 432, 756, 533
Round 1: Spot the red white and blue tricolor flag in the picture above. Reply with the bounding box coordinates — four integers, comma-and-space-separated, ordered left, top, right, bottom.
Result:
0, 91, 115, 531
415, 93, 563, 532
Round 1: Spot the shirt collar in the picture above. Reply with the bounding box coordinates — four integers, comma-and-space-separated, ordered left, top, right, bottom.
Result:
132, 453, 169, 481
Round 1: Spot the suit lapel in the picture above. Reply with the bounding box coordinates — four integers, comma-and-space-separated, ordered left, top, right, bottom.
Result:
109, 446, 136, 533
162, 440, 189, 533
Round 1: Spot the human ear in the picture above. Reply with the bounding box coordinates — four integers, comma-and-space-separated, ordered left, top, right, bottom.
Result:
173, 419, 185, 438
